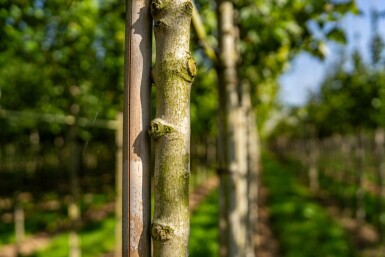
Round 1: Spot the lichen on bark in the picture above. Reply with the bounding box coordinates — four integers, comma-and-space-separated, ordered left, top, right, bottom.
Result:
150, 0, 195, 256
149, 118, 174, 139
151, 223, 175, 241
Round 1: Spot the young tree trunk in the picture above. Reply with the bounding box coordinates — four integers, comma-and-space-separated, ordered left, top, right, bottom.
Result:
150, 1, 196, 256
355, 132, 366, 223
217, 1, 248, 256
243, 82, 260, 257
115, 113, 123, 257
123, 0, 152, 255
68, 124, 81, 257
375, 128, 385, 233
14, 199, 25, 255
308, 137, 319, 193
340, 135, 352, 210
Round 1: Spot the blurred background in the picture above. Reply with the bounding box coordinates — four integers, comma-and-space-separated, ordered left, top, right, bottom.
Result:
1, 0, 384, 256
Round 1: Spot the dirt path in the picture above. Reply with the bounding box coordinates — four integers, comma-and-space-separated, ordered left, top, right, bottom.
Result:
255, 182, 280, 257
0, 233, 51, 257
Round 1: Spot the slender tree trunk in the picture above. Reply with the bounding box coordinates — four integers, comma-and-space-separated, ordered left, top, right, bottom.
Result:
115, 113, 123, 257
217, 1, 248, 256
150, 1, 196, 256
68, 124, 81, 257
340, 136, 351, 210
355, 132, 366, 224
308, 137, 319, 193
122, 0, 152, 255
243, 82, 259, 257
375, 128, 385, 233
14, 198, 25, 256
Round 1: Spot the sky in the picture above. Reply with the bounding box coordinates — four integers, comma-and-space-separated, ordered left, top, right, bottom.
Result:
279, 0, 385, 106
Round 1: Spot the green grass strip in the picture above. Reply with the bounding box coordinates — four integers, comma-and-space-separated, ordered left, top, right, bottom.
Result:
30, 217, 115, 257
189, 190, 219, 257
263, 156, 357, 257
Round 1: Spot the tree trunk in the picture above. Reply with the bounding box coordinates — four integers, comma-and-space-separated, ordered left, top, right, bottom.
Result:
122, 0, 152, 255
340, 135, 352, 210
217, 1, 248, 256
375, 128, 385, 233
308, 137, 319, 193
14, 199, 25, 256
115, 113, 123, 257
243, 82, 260, 257
355, 132, 366, 223
68, 124, 81, 257
150, 0, 196, 256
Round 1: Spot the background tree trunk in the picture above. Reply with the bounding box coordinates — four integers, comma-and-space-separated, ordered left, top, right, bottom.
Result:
68, 123, 81, 257
355, 132, 366, 224
217, 1, 248, 256
308, 137, 319, 193
115, 113, 123, 257
375, 128, 385, 234
243, 82, 259, 257
150, 0, 196, 256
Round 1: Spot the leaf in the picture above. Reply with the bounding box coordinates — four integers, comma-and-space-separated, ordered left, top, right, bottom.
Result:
327, 27, 347, 44
333, 1, 359, 15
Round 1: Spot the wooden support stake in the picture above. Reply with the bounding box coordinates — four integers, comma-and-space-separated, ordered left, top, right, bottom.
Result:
123, 0, 152, 256
115, 113, 123, 257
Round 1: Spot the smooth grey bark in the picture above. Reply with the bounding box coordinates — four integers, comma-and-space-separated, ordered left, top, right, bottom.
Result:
217, 1, 248, 256
150, 0, 196, 256
308, 137, 319, 193
68, 124, 81, 257
123, 0, 152, 255
243, 82, 260, 257
115, 113, 123, 257
355, 132, 366, 223
375, 128, 385, 232
14, 198, 25, 255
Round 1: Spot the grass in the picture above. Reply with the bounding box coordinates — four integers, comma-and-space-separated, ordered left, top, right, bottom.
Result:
0, 192, 113, 246
30, 217, 115, 257
263, 155, 357, 257
189, 190, 219, 257
26, 191, 220, 257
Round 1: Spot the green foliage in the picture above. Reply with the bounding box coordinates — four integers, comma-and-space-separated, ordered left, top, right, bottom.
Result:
236, 0, 356, 130
0, 0, 124, 139
189, 191, 219, 257
305, 52, 385, 136
31, 217, 115, 257
327, 27, 347, 44
263, 156, 357, 257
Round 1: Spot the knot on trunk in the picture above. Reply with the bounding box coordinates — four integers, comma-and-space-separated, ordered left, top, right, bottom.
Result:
186, 52, 197, 81
151, 223, 174, 241
149, 119, 174, 139
161, 52, 196, 83
181, 1, 193, 16
151, 0, 170, 15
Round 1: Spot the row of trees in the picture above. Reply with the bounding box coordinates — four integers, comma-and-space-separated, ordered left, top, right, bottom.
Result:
1, 0, 358, 256
268, 5, 385, 250
271, 129, 385, 240
143, 0, 357, 256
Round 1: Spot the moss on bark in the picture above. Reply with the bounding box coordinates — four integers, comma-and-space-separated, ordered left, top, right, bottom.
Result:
150, 0, 195, 256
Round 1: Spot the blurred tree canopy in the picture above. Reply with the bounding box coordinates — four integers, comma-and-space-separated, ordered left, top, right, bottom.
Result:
0, 0, 358, 141
270, 32, 385, 139
0, 0, 125, 142
193, 0, 357, 137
